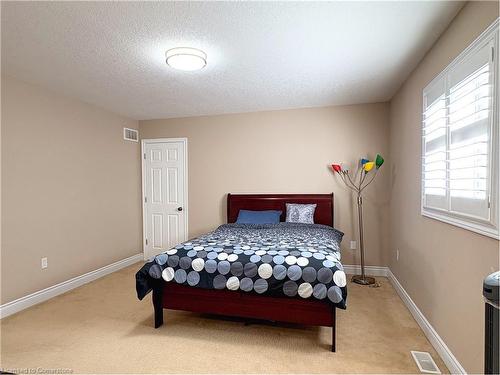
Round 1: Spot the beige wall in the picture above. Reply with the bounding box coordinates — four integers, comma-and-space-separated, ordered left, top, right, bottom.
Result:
1, 76, 142, 304
388, 2, 499, 373
140, 103, 391, 267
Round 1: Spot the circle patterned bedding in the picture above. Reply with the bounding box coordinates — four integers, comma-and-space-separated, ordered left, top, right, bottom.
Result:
136, 222, 347, 309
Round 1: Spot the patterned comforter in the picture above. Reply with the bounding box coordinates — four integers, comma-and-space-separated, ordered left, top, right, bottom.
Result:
135, 223, 347, 308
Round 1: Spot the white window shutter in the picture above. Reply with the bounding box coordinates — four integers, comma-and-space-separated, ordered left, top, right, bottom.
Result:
423, 77, 447, 211
421, 20, 499, 239
448, 39, 493, 221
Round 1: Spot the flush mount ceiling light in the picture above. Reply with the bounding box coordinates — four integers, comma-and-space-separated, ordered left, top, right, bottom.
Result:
165, 47, 207, 71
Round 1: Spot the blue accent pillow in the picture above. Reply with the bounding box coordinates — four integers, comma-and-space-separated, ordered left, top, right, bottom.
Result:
236, 210, 282, 224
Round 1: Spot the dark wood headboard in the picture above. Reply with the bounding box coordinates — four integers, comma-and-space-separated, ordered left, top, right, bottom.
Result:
227, 193, 334, 227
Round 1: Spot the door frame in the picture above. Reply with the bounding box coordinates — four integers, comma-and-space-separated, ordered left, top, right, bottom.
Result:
141, 137, 188, 260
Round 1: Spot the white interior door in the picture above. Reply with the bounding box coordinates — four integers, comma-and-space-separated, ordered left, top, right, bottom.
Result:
142, 138, 187, 259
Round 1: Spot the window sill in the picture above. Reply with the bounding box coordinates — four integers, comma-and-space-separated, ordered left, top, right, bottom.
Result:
421, 209, 499, 240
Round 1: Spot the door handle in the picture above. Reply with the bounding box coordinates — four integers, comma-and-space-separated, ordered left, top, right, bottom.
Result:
177, 207, 183, 212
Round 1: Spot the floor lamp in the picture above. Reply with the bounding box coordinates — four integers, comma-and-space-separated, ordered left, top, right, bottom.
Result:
331, 155, 384, 285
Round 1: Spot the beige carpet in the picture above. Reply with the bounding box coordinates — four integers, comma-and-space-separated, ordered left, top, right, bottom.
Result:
1, 264, 447, 374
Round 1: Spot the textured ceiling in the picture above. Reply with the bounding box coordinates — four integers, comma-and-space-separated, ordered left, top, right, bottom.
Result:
1, 1, 463, 120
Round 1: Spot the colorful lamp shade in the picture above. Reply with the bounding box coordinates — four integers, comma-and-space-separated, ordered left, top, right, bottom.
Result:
363, 161, 375, 172
375, 154, 384, 169
332, 164, 342, 173
333, 156, 383, 175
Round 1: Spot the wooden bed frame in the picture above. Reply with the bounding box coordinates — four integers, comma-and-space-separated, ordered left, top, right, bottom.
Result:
152, 193, 337, 351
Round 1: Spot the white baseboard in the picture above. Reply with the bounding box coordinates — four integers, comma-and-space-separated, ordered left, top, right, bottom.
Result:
0, 253, 143, 319
387, 269, 466, 374
343, 264, 389, 277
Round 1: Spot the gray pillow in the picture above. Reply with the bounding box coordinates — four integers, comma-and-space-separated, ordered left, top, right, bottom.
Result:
285, 203, 317, 224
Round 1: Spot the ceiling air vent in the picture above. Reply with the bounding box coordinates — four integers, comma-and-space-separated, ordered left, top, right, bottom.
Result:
123, 128, 138, 142
411, 351, 441, 374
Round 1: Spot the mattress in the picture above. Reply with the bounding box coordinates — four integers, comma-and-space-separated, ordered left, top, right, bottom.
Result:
136, 222, 347, 308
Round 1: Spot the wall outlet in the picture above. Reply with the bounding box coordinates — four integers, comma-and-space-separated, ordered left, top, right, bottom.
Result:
396, 249, 400, 261
41, 257, 48, 269
350, 240, 357, 250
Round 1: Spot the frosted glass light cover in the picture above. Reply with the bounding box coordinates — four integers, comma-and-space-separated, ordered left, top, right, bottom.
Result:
166, 47, 207, 71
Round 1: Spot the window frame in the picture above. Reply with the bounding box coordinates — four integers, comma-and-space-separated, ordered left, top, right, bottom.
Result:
421, 19, 499, 239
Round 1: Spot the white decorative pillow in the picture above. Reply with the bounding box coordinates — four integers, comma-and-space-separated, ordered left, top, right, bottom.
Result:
285, 203, 317, 224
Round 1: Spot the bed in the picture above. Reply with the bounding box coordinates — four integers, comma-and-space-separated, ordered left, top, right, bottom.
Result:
135, 193, 346, 352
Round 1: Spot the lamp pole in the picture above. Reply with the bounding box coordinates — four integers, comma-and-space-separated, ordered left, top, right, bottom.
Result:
358, 195, 366, 278
351, 193, 374, 285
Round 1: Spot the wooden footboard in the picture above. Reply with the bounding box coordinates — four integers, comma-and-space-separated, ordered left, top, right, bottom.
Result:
152, 280, 336, 352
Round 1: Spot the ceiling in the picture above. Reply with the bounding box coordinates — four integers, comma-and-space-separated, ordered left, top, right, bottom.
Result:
1, 1, 463, 120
